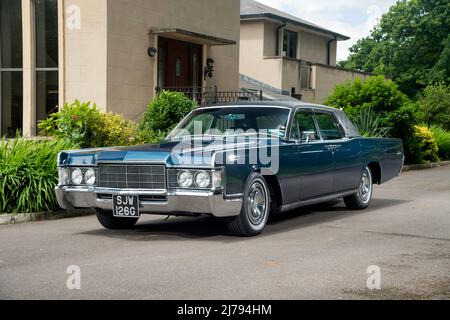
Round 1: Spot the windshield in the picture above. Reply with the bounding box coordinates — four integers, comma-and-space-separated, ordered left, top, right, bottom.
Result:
167, 107, 291, 140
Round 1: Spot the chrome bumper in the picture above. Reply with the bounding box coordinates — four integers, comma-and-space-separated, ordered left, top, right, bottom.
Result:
55, 186, 242, 218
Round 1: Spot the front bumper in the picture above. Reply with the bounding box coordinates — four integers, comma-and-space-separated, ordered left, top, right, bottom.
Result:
55, 186, 242, 218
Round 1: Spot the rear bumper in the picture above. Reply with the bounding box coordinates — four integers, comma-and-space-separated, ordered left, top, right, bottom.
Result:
55, 186, 242, 218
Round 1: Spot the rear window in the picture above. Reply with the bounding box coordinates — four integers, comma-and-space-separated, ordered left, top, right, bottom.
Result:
315, 111, 346, 140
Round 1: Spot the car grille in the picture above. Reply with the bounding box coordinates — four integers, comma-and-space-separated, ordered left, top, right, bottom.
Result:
97, 165, 166, 190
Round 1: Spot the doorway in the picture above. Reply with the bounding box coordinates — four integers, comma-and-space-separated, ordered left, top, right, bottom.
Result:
157, 37, 203, 89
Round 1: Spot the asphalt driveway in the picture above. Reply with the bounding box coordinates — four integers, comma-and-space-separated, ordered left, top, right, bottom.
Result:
0, 166, 449, 299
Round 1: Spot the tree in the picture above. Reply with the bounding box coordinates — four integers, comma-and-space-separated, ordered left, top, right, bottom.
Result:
340, 0, 450, 97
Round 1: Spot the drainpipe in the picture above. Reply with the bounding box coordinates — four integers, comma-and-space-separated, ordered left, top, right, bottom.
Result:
327, 37, 337, 65
276, 21, 287, 56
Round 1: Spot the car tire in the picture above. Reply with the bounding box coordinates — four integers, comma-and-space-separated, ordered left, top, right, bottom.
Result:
96, 209, 139, 230
344, 166, 373, 210
227, 173, 271, 237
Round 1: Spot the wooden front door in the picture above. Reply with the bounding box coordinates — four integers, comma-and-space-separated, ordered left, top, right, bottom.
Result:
158, 37, 203, 88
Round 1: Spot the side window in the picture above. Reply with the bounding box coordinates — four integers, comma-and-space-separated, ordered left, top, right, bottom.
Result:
291, 110, 319, 142
315, 112, 346, 140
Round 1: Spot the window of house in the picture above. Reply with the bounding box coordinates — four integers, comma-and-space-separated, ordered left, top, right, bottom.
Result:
0, 0, 23, 137
35, 0, 59, 125
283, 30, 297, 58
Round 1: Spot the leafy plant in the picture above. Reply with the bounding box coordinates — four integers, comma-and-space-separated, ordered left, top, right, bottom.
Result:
136, 129, 168, 144
38, 100, 100, 148
0, 137, 76, 214
417, 83, 450, 130
351, 107, 390, 138
139, 91, 197, 134
38, 100, 138, 148
430, 126, 450, 160
408, 126, 439, 164
92, 112, 137, 147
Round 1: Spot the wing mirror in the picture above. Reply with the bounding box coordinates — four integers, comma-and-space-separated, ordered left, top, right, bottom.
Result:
301, 131, 316, 144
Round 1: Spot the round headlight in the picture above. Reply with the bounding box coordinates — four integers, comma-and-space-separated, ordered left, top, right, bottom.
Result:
71, 168, 83, 185
195, 171, 211, 188
84, 169, 96, 186
177, 170, 194, 188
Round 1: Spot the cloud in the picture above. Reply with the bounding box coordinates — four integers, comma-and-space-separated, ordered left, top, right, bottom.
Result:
256, 0, 397, 61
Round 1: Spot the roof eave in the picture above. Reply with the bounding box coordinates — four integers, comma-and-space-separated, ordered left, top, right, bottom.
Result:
241, 13, 350, 41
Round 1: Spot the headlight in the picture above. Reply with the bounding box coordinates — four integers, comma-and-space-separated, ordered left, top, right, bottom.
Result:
58, 168, 69, 185
177, 170, 194, 188
84, 169, 96, 186
195, 171, 211, 188
71, 168, 83, 185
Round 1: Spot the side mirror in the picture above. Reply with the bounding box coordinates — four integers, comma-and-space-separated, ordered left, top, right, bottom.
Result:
301, 131, 316, 144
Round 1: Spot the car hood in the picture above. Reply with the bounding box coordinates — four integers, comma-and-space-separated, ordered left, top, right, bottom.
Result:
58, 137, 276, 167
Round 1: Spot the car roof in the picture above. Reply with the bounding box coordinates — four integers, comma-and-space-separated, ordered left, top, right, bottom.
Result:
198, 101, 339, 113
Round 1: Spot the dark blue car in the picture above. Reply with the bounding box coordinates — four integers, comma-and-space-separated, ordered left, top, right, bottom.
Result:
56, 102, 404, 236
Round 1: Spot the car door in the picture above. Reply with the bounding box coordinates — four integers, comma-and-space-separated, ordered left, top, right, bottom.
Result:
314, 110, 362, 193
290, 109, 335, 201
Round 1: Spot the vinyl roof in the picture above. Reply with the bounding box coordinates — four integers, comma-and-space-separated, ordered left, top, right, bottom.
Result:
241, 0, 350, 41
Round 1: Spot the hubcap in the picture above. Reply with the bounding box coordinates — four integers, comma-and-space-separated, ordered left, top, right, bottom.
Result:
247, 181, 268, 226
358, 169, 372, 204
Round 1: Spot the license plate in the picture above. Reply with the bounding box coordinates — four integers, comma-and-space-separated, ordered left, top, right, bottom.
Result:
113, 195, 140, 218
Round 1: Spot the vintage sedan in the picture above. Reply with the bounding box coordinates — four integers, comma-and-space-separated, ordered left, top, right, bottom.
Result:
56, 102, 404, 236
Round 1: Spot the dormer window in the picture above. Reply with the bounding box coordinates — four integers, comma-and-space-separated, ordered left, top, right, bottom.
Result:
283, 30, 298, 58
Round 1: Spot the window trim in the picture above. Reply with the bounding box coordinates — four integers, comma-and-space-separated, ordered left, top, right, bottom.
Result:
0, 0, 24, 136
283, 29, 298, 59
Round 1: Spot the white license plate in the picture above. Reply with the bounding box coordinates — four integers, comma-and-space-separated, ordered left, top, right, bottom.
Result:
112, 195, 140, 218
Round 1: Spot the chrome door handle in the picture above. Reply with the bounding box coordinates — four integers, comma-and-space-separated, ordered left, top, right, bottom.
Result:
325, 145, 342, 151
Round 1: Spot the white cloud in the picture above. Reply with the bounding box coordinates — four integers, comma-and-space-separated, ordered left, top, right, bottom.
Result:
256, 0, 397, 61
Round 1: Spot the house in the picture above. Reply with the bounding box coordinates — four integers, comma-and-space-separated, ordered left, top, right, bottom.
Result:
0, 0, 240, 137
240, 0, 374, 103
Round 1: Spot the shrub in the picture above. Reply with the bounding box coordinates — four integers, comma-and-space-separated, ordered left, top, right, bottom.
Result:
38, 100, 138, 148
139, 91, 197, 134
351, 107, 390, 138
0, 137, 75, 214
92, 112, 137, 147
38, 100, 100, 148
430, 126, 450, 160
408, 126, 439, 164
136, 129, 168, 144
417, 83, 450, 130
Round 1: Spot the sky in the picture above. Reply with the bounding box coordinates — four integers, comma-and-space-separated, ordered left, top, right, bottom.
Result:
256, 0, 398, 61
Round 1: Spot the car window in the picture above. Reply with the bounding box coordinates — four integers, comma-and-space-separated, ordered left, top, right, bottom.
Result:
315, 111, 346, 140
291, 110, 319, 142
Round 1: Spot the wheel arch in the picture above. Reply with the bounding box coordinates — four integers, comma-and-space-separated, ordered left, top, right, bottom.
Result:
367, 161, 382, 185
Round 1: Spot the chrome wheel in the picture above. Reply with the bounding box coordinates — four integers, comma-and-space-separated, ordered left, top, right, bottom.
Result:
246, 180, 268, 226
358, 168, 373, 204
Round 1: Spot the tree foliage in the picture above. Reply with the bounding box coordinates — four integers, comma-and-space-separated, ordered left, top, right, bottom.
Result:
340, 0, 450, 96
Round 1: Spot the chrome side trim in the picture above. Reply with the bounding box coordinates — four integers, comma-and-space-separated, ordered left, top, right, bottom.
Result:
280, 190, 357, 212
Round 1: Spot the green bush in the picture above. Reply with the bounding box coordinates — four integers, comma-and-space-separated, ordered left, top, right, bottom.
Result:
408, 126, 439, 164
139, 91, 197, 135
430, 126, 450, 160
417, 84, 450, 130
38, 100, 138, 148
136, 129, 168, 145
38, 100, 100, 148
0, 138, 75, 214
92, 112, 137, 147
351, 107, 390, 138
325, 76, 420, 163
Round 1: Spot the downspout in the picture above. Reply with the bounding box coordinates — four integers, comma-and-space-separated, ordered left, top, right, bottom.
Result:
327, 37, 337, 65
276, 21, 287, 56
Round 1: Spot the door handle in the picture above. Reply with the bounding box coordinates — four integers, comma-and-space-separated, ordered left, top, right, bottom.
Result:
326, 145, 342, 151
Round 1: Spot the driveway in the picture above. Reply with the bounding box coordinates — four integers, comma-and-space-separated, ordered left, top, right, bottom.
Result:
0, 166, 449, 300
